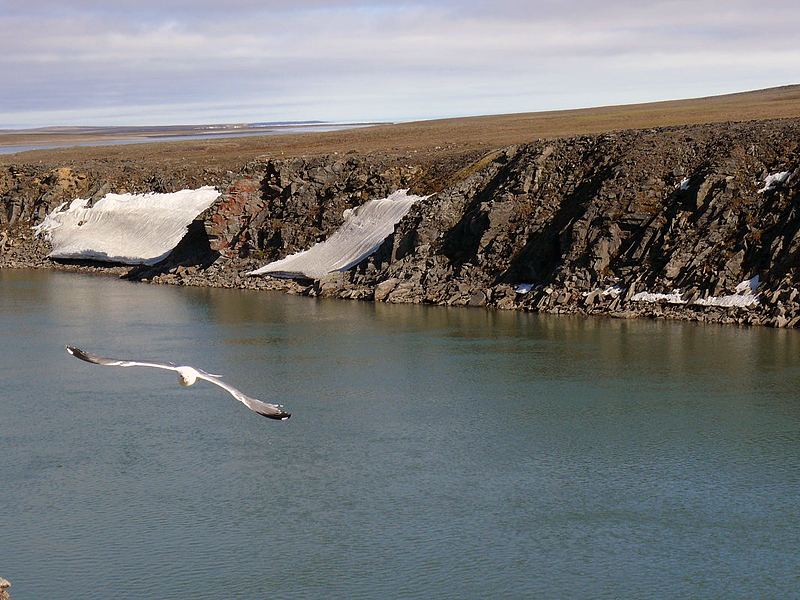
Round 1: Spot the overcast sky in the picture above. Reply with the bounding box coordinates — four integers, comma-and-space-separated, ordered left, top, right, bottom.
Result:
2, 0, 799, 128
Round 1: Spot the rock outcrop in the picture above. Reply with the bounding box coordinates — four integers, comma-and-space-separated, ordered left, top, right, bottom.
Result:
343, 120, 800, 328
2, 118, 800, 327
0, 577, 10, 600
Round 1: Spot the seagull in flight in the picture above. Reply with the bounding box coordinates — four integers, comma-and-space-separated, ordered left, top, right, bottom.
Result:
66, 346, 291, 420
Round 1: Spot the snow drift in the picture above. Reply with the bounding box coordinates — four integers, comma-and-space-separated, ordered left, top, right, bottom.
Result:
249, 189, 424, 279
757, 171, 793, 193
630, 275, 761, 307
33, 187, 220, 265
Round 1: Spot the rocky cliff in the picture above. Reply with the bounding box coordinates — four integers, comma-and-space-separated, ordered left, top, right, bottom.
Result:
2, 118, 799, 327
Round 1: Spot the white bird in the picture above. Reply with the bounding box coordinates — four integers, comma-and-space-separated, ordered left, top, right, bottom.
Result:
66, 346, 291, 420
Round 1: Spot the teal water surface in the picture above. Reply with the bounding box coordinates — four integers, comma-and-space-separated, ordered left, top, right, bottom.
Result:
1, 269, 799, 599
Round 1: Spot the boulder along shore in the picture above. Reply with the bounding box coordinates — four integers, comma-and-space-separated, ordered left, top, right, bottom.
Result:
2, 117, 800, 328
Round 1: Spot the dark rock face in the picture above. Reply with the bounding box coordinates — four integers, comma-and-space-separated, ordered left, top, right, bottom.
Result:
2, 118, 800, 327
316, 120, 795, 329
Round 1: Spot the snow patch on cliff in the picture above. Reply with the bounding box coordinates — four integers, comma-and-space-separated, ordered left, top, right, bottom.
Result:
632, 289, 686, 304
601, 284, 625, 298
630, 276, 760, 307
248, 189, 424, 279
694, 275, 760, 307
758, 171, 792, 193
33, 186, 219, 265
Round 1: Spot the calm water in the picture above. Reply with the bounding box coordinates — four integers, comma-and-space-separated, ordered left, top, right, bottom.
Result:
1, 269, 799, 599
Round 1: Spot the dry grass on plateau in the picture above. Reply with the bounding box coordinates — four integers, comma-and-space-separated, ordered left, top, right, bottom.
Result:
3, 84, 800, 173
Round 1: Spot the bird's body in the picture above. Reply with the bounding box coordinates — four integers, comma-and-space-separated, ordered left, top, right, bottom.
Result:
66, 346, 291, 420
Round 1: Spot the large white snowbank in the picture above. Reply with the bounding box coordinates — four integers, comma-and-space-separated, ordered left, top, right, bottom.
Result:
33, 186, 219, 265
249, 189, 424, 279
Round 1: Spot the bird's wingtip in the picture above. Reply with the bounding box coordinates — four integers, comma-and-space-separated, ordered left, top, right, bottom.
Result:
66, 346, 95, 363
262, 411, 291, 420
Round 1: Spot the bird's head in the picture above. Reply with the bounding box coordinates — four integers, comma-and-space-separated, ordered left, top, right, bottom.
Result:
177, 368, 197, 387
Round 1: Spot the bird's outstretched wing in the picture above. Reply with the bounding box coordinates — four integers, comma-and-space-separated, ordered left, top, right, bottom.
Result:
65, 346, 291, 420
194, 371, 291, 420
66, 346, 178, 372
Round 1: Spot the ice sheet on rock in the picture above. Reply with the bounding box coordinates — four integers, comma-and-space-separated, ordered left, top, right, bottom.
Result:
33, 187, 219, 265
249, 189, 424, 279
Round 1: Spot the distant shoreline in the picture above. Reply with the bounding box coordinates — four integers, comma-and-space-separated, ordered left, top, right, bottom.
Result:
0, 121, 388, 155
